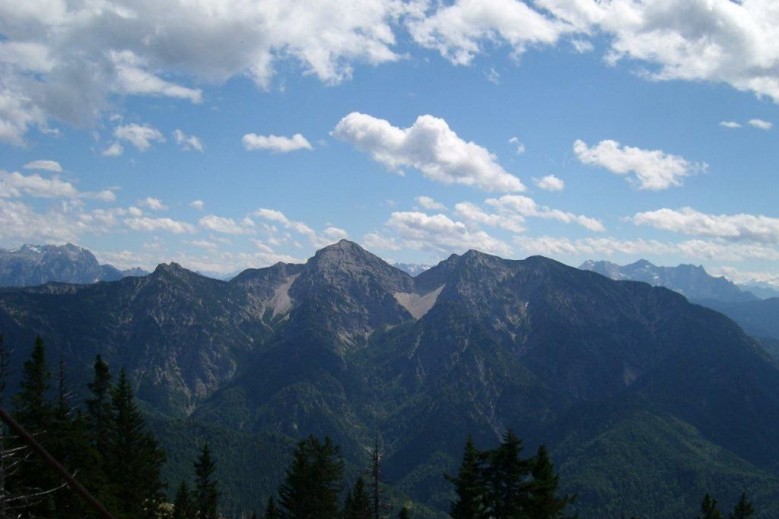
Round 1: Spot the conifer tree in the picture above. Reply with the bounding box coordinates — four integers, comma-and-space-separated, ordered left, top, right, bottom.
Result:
194, 442, 219, 519
344, 476, 372, 519
447, 435, 486, 519
263, 496, 279, 519
698, 494, 723, 519
398, 507, 411, 519
172, 480, 195, 519
278, 435, 343, 519
524, 445, 575, 519
86, 355, 112, 454
108, 368, 166, 519
729, 492, 754, 519
482, 430, 529, 519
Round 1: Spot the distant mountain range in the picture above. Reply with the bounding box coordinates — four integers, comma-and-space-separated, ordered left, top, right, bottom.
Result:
2, 242, 779, 517
580, 259, 779, 344
0, 244, 147, 287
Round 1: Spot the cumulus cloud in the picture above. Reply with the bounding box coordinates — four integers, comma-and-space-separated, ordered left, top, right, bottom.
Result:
124, 217, 195, 234
199, 215, 255, 235
115, 124, 166, 151
748, 118, 773, 130
508, 137, 526, 155
333, 112, 525, 192
454, 201, 526, 233
254, 208, 329, 247
719, 121, 742, 129
416, 195, 446, 211
0, 0, 410, 144
0, 170, 78, 198
190, 200, 205, 211
23, 160, 63, 172
534, 174, 564, 191
573, 139, 704, 190
173, 129, 204, 151
102, 142, 124, 157
383, 210, 513, 256
540, 0, 779, 103
139, 197, 168, 211
408, 0, 569, 66
631, 207, 779, 244
242, 133, 313, 153
486, 194, 605, 232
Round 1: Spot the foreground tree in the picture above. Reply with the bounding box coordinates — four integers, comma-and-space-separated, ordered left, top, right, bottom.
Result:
108, 368, 166, 518
448, 432, 574, 519
278, 435, 344, 519
194, 442, 219, 519
729, 492, 754, 519
344, 476, 372, 519
172, 480, 195, 519
698, 494, 723, 519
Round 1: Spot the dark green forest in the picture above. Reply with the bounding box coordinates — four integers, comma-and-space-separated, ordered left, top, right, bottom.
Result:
0, 336, 761, 519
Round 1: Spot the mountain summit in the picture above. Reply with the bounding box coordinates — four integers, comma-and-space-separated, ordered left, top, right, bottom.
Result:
1, 242, 778, 517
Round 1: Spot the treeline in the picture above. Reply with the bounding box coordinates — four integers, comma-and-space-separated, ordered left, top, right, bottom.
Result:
0, 336, 166, 518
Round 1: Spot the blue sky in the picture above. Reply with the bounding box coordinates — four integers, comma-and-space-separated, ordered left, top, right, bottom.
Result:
2, 0, 779, 285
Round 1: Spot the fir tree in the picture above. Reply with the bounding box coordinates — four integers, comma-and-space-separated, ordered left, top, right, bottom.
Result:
172, 480, 195, 519
108, 368, 166, 519
278, 435, 344, 519
698, 494, 723, 519
344, 476, 372, 519
482, 430, 529, 519
447, 435, 486, 519
729, 492, 754, 519
524, 445, 575, 519
194, 442, 219, 519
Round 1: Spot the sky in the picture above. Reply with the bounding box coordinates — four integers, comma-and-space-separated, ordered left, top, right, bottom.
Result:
1, 0, 779, 285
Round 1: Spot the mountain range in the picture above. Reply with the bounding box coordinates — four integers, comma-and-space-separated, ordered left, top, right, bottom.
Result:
1, 241, 779, 517
0, 244, 146, 287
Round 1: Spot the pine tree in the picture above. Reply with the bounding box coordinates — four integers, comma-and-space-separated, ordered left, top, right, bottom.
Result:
524, 445, 575, 519
729, 492, 754, 519
108, 368, 166, 519
278, 435, 344, 519
344, 476, 372, 519
172, 480, 195, 519
86, 355, 113, 454
698, 494, 723, 519
398, 506, 411, 519
194, 442, 219, 519
11, 336, 59, 517
482, 430, 530, 519
447, 435, 486, 519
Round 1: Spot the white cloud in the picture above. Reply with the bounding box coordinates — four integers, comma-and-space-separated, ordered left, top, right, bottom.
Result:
254, 208, 328, 247
190, 200, 205, 211
124, 217, 195, 234
486, 194, 605, 232
0, 170, 79, 198
23, 160, 63, 172
173, 129, 204, 151
0, 199, 80, 243
199, 215, 254, 235
454, 201, 526, 233
748, 118, 773, 130
407, 0, 569, 66
416, 195, 446, 211
719, 121, 742, 129
540, 0, 779, 103
102, 142, 124, 157
139, 197, 168, 211
384, 210, 513, 256
508, 137, 526, 155
324, 226, 349, 241
114, 124, 166, 151
534, 174, 564, 191
573, 139, 704, 190
333, 112, 525, 192
82, 190, 117, 202
632, 207, 779, 244
109, 50, 202, 103
242, 133, 313, 153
